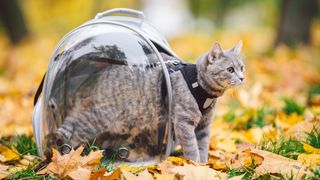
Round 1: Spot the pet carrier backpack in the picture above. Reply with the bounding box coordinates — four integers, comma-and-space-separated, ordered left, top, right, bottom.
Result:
32, 8, 180, 160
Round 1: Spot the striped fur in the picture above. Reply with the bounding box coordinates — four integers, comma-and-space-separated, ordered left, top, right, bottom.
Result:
46, 42, 244, 162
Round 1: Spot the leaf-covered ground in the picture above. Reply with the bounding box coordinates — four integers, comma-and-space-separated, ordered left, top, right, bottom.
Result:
1, 13, 320, 180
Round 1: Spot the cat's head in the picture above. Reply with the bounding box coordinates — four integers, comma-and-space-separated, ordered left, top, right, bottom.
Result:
198, 41, 245, 93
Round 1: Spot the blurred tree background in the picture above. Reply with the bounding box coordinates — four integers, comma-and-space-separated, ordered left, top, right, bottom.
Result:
0, 0, 319, 134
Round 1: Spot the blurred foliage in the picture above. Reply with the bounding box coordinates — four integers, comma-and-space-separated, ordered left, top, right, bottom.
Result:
188, 0, 280, 27
283, 98, 305, 116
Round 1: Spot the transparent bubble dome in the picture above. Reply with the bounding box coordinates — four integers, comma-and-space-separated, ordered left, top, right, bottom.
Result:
36, 19, 175, 159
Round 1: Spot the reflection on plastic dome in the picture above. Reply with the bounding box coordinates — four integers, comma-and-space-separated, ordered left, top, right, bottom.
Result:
41, 23, 167, 161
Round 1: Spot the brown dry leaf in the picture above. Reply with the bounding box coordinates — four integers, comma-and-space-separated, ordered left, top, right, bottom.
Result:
251, 148, 308, 179
0, 163, 9, 179
0, 145, 20, 162
297, 153, 320, 167
121, 169, 153, 180
154, 171, 176, 180
37, 147, 83, 177
227, 149, 264, 169
68, 166, 92, 180
208, 157, 227, 170
154, 161, 176, 180
37, 145, 103, 179
286, 118, 320, 141
80, 149, 104, 169
171, 164, 221, 180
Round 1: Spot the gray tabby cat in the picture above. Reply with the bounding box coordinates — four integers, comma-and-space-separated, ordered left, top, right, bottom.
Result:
46, 41, 244, 163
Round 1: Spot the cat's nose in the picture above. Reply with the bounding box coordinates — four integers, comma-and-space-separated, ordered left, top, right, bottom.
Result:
239, 77, 244, 82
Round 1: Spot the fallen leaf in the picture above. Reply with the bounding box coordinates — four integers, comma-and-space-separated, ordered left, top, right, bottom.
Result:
216, 138, 237, 153
208, 158, 227, 170
167, 156, 188, 166
0, 164, 8, 171
154, 161, 176, 180
251, 148, 308, 179
103, 168, 121, 180
68, 166, 91, 180
37, 145, 103, 179
286, 118, 320, 141
276, 112, 303, 130
0, 145, 20, 162
303, 143, 320, 154
121, 169, 153, 180
81, 149, 104, 169
298, 153, 320, 167
90, 168, 107, 180
0, 163, 9, 179
37, 147, 82, 177
154, 172, 176, 180
171, 164, 221, 180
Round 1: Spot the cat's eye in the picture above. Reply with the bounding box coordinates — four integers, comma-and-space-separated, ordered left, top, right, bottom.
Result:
240, 66, 244, 72
227, 67, 235, 73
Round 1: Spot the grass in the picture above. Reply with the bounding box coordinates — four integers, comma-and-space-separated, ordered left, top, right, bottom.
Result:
308, 86, 320, 106
246, 108, 275, 129
82, 138, 101, 156
14, 135, 38, 156
282, 98, 304, 116
307, 168, 320, 180
224, 107, 275, 130
306, 126, 320, 148
227, 165, 256, 179
0, 135, 38, 156
259, 136, 305, 160
7, 168, 58, 180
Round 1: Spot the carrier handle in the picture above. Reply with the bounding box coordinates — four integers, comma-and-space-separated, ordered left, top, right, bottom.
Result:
95, 8, 145, 20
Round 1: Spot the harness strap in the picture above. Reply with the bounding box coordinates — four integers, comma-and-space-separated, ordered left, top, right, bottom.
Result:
169, 63, 217, 113
34, 73, 46, 106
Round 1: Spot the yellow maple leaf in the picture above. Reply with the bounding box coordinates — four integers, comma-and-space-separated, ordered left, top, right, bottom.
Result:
303, 143, 320, 154
0, 145, 20, 162
166, 156, 188, 166
298, 153, 320, 167
216, 138, 237, 153
276, 112, 303, 130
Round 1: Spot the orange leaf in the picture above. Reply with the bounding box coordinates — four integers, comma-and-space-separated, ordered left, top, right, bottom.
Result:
90, 168, 107, 180
103, 168, 121, 180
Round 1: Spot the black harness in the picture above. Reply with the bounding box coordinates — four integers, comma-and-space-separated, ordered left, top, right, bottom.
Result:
164, 58, 217, 113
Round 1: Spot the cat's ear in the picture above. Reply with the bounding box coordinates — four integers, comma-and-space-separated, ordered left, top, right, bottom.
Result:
208, 42, 224, 63
231, 40, 242, 54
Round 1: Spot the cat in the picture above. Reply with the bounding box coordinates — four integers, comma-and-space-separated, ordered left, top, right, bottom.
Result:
45, 41, 245, 163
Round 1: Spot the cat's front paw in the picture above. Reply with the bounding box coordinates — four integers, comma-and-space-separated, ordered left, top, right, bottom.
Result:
184, 151, 200, 162
199, 154, 208, 163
